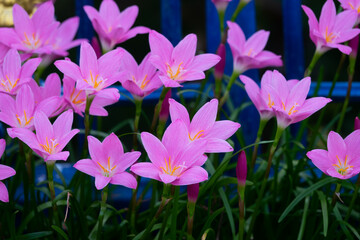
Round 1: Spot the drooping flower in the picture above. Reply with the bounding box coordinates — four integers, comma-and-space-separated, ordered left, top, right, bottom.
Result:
131, 120, 209, 185
62, 76, 120, 117
0, 139, 16, 202
307, 130, 360, 179
0, 49, 41, 95
0, 2, 59, 55
74, 133, 140, 190
55, 42, 124, 94
119, 50, 162, 99
149, 30, 221, 88
265, 73, 332, 129
84, 0, 150, 52
9, 110, 79, 162
169, 98, 240, 153
227, 21, 283, 73
302, 0, 360, 54
240, 70, 299, 121
339, 0, 360, 24
0, 85, 61, 136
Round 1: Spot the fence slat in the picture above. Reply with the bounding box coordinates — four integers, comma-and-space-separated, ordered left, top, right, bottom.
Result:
161, 0, 182, 45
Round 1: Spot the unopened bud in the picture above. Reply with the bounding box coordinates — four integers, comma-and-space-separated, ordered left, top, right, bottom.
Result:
236, 151, 247, 186
355, 117, 360, 130
214, 43, 226, 80
187, 183, 199, 203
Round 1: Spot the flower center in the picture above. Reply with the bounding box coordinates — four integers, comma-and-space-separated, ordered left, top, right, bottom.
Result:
23, 32, 41, 49
325, 26, 337, 43
189, 130, 204, 141
247, 48, 254, 57
160, 157, 187, 176
332, 155, 353, 176
267, 94, 275, 108
133, 75, 150, 90
1, 75, 19, 92
166, 62, 184, 80
39, 137, 59, 154
70, 88, 85, 105
282, 101, 298, 115
97, 157, 117, 177
16, 110, 33, 127
84, 70, 104, 90
348, 3, 360, 13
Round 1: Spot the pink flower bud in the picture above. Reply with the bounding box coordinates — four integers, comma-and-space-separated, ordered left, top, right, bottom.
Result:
159, 90, 172, 122
349, 35, 359, 59
214, 43, 226, 80
355, 117, 360, 130
236, 151, 247, 186
187, 183, 199, 203
211, 0, 232, 12
91, 37, 102, 58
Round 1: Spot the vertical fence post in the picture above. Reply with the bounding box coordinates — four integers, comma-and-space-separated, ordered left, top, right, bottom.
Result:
161, 0, 182, 45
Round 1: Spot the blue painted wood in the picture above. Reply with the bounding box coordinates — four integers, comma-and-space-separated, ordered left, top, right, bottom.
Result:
160, 0, 182, 45
282, 0, 305, 79
75, 0, 94, 42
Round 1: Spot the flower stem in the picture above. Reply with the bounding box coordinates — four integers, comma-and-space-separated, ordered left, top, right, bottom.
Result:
219, 71, 241, 108
151, 88, 170, 134
140, 184, 172, 240
245, 127, 284, 240
230, 1, 249, 22
304, 51, 323, 77
83, 94, 95, 157
331, 182, 342, 207
133, 98, 143, 150
345, 175, 360, 221
96, 186, 108, 240
237, 184, 245, 240
46, 161, 60, 227
250, 119, 268, 171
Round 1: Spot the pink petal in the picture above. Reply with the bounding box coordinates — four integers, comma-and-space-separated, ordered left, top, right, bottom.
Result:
291, 97, 331, 124
254, 51, 283, 68
119, 49, 139, 75
245, 30, 270, 54
159, 173, 177, 184
73, 159, 99, 177
190, 99, 218, 134
240, 75, 263, 111
45, 151, 70, 162
171, 166, 208, 186
0, 28, 19, 47
140, 132, 168, 168
344, 130, 360, 164
80, 42, 99, 79
172, 34, 197, 66
130, 162, 161, 181
117, 26, 150, 44
327, 131, 347, 163
286, 77, 311, 107
12, 4, 34, 36
204, 138, 234, 153
88, 135, 104, 162
7, 128, 40, 151
302, 5, 319, 44
191, 54, 221, 72
326, 168, 350, 179
162, 119, 190, 157
57, 129, 79, 153
333, 10, 358, 36
54, 60, 83, 81
176, 139, 207, 167
44, 73, 61, 98
0, 139, 5, 158
95, 174, 111, 190
56, 17, 80, 42
117, 5, 139, 30
0, 164, 16, 180
227, 21, 245, 54
121, 80, 144, 98
327, 43, 353, 55
16, 85, 34, 120
307, 149, 331, 174
169, 98, 191, 127
206, 120, 240, 140
102, 133, 124, 161
53, 110, 74, 140
116, 151, 141, 172
319, 0, 336, 34
34, 111, 54, 143
36, 96, 62, 117
32, 1, 55, 30
149, 30, 173, 65
3, 49, 21, 82
158, 75, 182, 88
0, 181, 9, 202
193, 154, 207, 166
98, 48, 123, 78
99, 0, 121, 25
110, 172, 137, 189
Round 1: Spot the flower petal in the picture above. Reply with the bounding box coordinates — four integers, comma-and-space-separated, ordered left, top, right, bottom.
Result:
162, 119, 190, 157
141, 132, 168, 168
169, 98, 191, 127
171, 166, 208, 186
110, 172, 137, 189
307, 149, 331, 174
190, 99, 218, 134
0, 181, 9, 202
130, 162, 161, 181
95, 174, 111, 190
327, 131, 346, 164
116, 151, 141, 172
0, 164, 16, 180
73, 159, 99, 177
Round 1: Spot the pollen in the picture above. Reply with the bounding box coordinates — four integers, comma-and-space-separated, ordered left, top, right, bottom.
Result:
39, 137, 59, 154
84, 70, 103, 90
97, 157, 117, 177
166, 62, 183, 80
15, 110, 34, 127
1, 76, 20, 92
70, 88, 85, 105
160, 157, 185, 176
332, 155, 353, 176
325, 26, 337, 43
189, 130, 205, 141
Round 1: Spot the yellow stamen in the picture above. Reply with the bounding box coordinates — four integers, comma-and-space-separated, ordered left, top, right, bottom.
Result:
140, 74, 150, 89
332, 155, 354, 175
160, 157, 181, 176
189, 130, 205, 141
247, 48, 253, 56
325, 26, 336, 43
97, 157, 117, 177
39, 137, 59, 154
166, 62, 183, 80
267, 94, 274, 108
70, 88, 85, 105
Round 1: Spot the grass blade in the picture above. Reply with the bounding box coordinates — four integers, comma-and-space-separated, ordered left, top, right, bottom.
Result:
316, 191, 328, 237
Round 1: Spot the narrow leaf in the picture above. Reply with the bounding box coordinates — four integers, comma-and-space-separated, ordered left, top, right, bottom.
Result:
316, 191, 328, 237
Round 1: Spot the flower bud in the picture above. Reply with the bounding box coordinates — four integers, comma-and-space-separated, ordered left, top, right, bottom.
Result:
159, 90, 172, 122
91, 37, 102, 58
355, 117, 360, 130
236, 151, 247, 186
214, 43, 226, 80
349, 35, 359, 60
187, 183, 199, 203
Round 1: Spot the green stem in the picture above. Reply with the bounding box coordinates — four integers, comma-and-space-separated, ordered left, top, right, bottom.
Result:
215, 77, 222, 100
230, 1, 248, 22
129, 175, 140, 234
219, 71, 241, 108
133, 98, 143, 150
238, 185, 245, 240
245, 127, 284, 240
218, 10, 225, 34
83, 94, 95, 157
304, 51, 323, 77
251, 119, 268, 171
336, 55, 356, 132
140, 184, 172, 240
46, 161, 60, 227
96, 186, 108, 240
331, 183, 342, 207
151, 88, 170, 134
345, 175, 360, 221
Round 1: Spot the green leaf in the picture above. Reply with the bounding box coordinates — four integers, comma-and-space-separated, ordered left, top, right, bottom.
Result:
297, 196, 310, 240
333, 206, 354, 240
200, 207, 224, 235
14, 231, 53, 240
278, 177, 335, 222
342, 221, 360, 240
316, 191, 328, 237
51, 225, 69, 240
218, 188, 235, 238
201, 228, 215, 240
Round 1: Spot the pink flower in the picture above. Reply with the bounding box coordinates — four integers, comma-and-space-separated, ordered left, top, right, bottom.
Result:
0, 85, 61, 135
0, 49, 41, 95
149, 30, 221, 88
236, 151, 247, 186
307, 130, 360, 179
55, 42, 124, 93
74, 133, 140, 190
119, 50, 162, 99
0, 139, 16, 202
62, 76, 120, 117
9, 110, 79, 162
28, 73, 62, 106
227, 21, 282, 73
302, 0, 360, 54
84, 1, 150, 52
266, 73, 332, 129
0, 2, 59, 54
169, 98, 240, 153
339, 0, 360, 24
240, 70, 299, 120
211, 0, 232, 12
131, 120, 209, 185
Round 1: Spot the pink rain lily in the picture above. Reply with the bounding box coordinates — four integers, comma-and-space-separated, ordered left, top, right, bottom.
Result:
302, 0, 360, 54
9, 110, 79, 162
119, 50, 162, 99
149, 30, 221, 88
265, 73, 332, 129
169, 98, 240, 153
240, 70, 300, 120
0, 85, 61, 136
339, 0, 360, 24
0, 49, 41, 95
74, 133, 140, 190
84, 0, 149, 52
307, 130, 360, 179
131, 120, 209, 185
28, 74, 62, 105
0, 2, 59, 55
211, 0, 232, 12
55, 42, 124, 94
0, 139, 16, 202
62, 76, 120, 117
227, 21, 282, 73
